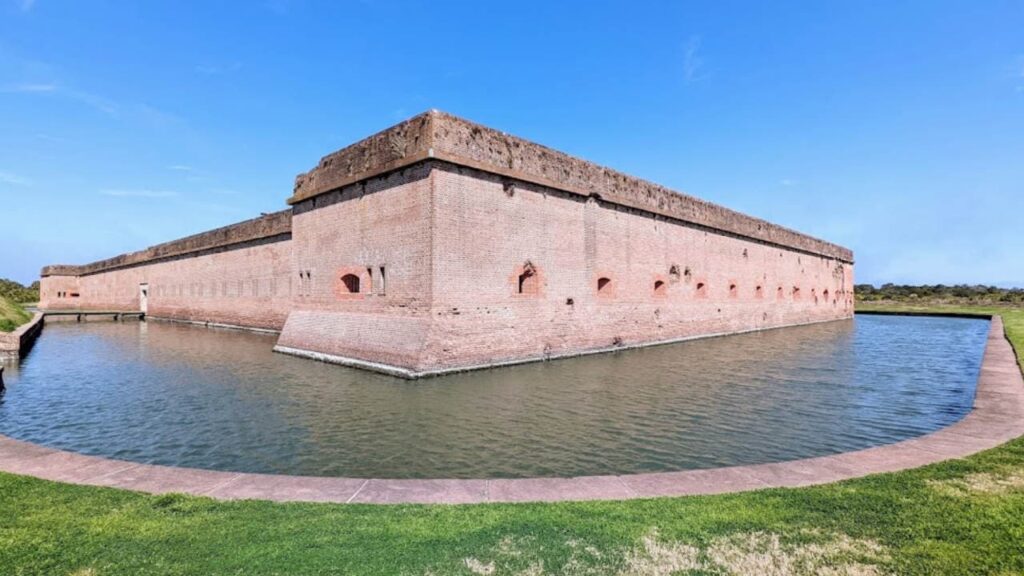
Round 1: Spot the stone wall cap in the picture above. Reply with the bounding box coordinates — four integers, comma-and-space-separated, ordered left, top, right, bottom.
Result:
41, 210, 292, 278
291, 110, 853, 262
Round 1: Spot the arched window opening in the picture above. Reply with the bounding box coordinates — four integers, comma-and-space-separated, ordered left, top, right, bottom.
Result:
792, 286, 801, 299
755, 285, 764, 298
597, 277, 612, 294
696, 282, 707, 297
654, 280, 666, 296
341, 273, 360, 294
517, 262, 538, 295
777, 286, 784, 300
729, 283, 738, 298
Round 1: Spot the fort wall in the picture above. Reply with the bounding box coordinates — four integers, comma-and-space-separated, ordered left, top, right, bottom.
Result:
413, 163, 853, 370
292, 111, 852, 262
40, 111, 854, 377
40, 212, 294, 331
274, 163, 438, 369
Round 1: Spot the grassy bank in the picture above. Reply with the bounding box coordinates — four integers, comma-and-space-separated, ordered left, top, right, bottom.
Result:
0, 296, 30, 332
0, 306, 1022, 575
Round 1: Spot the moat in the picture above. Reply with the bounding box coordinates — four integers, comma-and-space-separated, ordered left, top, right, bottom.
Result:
0, 314, 988, 479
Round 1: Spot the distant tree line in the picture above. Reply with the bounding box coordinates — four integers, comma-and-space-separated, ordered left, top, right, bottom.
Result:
0, 278, 40, 303
856, 283, 1024, 304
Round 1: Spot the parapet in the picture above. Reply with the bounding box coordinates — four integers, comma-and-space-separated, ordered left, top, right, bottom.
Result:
292, 110, 853, 262
41, 210, 292, 277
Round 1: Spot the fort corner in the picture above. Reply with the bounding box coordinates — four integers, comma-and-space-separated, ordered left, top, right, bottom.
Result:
40, 110, 854, 377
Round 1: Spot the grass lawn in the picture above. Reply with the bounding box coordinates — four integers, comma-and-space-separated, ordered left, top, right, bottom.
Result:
1, 305, 1023, 575
0, 296, 31, 333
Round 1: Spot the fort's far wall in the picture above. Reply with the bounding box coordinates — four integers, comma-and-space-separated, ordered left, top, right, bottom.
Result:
40, 211, 294, 331
419, 163, 852, 370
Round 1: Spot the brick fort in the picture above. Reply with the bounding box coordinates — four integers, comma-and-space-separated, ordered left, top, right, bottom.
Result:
40, 110, 855, 377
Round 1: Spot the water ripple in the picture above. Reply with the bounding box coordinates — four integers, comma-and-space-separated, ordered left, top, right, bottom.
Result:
0, 315, 988, 478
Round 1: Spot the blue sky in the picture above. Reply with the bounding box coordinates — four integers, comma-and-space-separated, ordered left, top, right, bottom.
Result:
1, 1, 1022, 287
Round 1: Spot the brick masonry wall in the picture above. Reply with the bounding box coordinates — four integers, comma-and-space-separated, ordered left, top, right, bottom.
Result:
418, 163, 853, 371
274, 163, 438, 368
41, 211, 291, 278
277, 160, 852, 374
40, 236, 293, 331
292, 111, 851, 262
39, 160, 854, 374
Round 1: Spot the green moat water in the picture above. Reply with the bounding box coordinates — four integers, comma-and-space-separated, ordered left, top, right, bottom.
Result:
0, 315, 988, 479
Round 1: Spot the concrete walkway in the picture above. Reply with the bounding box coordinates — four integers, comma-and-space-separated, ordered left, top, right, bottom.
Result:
1, 316, 1021, 505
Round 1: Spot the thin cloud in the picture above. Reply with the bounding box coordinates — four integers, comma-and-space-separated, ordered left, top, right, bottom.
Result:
130, 102, 181, 126
100, 189, 178, 198
195, 62, 242, 76
264, 0, 295, 15
3, 81, 118, 115
35, 133, 69, 143
184, 200, 248, 216
0, 171, 31, 186
683, 35, 704, 83
168, 164, 194, 172
66, 88, 118, 115
20, 0, 36, 12
1008, 55, 1024, 93
1, 82, 56, 93
7, 81, 181, 125
780, 179, 798, 187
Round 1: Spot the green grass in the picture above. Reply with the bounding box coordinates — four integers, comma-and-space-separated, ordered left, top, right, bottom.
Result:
0, 295, 31, 333
1, 305, 1023, 575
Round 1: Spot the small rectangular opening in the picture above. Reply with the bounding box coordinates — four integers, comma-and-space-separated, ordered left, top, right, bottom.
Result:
379, 266, 386, 296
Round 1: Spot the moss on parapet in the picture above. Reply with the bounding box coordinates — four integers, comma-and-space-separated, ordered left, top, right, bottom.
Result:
291, 110, 854, 263
40, 210, 292, 278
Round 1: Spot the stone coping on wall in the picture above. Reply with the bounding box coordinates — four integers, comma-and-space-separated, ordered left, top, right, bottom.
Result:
0, 315, 1020, 504
40, 210, 292, 278
0, 312, 44, 360
291, 110, 853, 263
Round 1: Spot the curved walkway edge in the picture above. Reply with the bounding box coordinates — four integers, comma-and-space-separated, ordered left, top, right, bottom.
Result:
1, 315, 1022, 505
